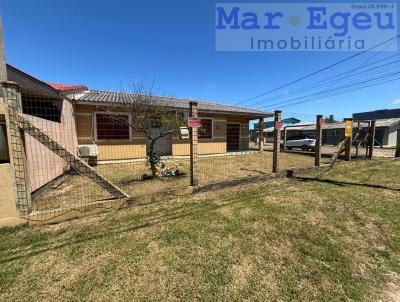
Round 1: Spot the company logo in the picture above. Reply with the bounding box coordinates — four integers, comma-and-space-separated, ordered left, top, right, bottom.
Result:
215, 3, 397, 51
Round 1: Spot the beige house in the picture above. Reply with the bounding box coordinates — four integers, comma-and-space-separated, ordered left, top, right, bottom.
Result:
73, 90, 270, 161
1, 64, 270, 192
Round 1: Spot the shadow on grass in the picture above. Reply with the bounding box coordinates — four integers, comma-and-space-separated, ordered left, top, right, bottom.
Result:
294, 176, 400, 192
0, 197, 240, 264
196, 172, 286, 193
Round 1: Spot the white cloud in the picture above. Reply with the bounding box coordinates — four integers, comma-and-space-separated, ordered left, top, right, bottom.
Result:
392, 99, 400, 105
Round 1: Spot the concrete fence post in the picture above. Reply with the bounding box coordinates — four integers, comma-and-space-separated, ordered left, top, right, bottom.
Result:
272, 110, 281, 173
315, 115, 323, 166
344, 118, 353, 162
2, 81, 31, 214
258, 117, 264, 152
189, 101, 199, 187
368, 120, 376, 159
396, 129, 400, 158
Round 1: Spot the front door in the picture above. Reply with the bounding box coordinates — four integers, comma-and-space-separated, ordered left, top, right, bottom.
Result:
227, 123, 240, 152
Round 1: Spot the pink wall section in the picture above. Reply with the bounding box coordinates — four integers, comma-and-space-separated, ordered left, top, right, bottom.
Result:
24, 99, 78, 192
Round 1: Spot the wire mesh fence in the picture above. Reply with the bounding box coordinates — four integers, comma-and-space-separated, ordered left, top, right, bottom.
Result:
2, 82, 394, 224
16, 88, 191, 220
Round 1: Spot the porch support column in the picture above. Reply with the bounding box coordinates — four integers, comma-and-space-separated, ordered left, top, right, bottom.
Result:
258, 117, 264, 152
272, 110, 281, 173
282, 126, 287, 152
368, 120, 376, 159
189, 101, 199, 187
365, 121, 371, 158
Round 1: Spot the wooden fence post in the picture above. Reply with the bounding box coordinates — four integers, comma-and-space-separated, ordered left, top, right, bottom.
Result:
273, 110, 281, 173
344, 118, 353, 161
258, 117, 264, 152
315, 115, 323, 166
2, 81, 31, 214
368, 120, 376, 159
189, 101, 199, 187
395, 129, 400, 158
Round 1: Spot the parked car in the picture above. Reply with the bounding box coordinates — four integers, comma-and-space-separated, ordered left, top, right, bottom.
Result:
283, 136, 316, 151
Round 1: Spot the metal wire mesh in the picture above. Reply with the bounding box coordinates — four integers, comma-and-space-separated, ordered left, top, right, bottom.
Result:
18, 88, 190, 220
4, 84, 395, 223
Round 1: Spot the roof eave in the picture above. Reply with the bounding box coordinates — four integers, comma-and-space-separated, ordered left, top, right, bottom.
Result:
75, 100, 271, 118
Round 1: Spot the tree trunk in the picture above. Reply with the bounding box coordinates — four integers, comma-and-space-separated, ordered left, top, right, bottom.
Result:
148, 140, 157, 177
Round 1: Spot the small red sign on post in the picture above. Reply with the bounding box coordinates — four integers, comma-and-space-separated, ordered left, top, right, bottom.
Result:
320, 119, 326, 126
188, 118, 201, 128
275, 122, 283, 129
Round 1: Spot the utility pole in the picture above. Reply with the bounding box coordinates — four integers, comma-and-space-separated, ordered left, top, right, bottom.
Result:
395, 129, 400, 158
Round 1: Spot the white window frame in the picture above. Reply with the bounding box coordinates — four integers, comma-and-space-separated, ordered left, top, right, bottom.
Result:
93, 111, 133, 142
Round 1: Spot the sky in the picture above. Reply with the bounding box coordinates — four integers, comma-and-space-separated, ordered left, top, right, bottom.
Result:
1, 0, 399, 125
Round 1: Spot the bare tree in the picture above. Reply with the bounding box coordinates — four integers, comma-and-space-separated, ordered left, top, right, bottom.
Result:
100, 82, 185, 177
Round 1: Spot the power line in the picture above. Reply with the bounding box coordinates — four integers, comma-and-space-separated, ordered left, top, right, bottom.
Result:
235, 34, 400, 106
262, 67, 400, 109
275, 75, 400, 110
253, 40, 399, 110
248, 54, 400, 108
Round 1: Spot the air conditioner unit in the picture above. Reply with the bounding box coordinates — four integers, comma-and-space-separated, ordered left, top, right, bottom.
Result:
78, 144, 99, 157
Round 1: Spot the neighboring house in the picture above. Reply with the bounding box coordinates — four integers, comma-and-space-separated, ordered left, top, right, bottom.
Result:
353, 108, 400, 120
286, 119, 400, 147
73, 90, 270, 160
353, 109, 400, 147
254, 117, 301, 131
2, 64, 270, 192
252, 118, 304, 143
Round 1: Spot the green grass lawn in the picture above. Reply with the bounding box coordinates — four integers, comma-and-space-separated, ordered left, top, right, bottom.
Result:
1, 158, 399, 301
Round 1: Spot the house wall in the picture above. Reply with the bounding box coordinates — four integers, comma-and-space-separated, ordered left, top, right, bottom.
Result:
171, 115, 250, 156
0, 163, 23, 226
75, 104, 147, 161
387, 124, 400, 147
75, 105, 252, 159
172, 139, 227, 156
25, 99, 78, 192
323, 129, 345, 145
